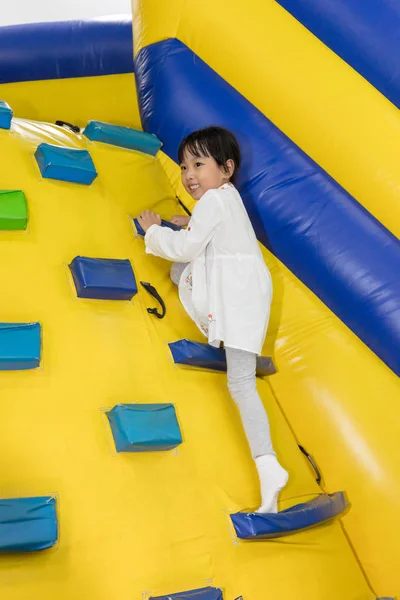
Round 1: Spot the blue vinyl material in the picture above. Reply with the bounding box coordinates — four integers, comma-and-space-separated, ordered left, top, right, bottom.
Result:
150, 587, 223, 600
35, 143, 97, 185
276, 0, 400, 109
0, 322, 41, 370
169, 340, 275, 377
169, 339, 229, 372
0, 101, 12, 129
231, 492, 347, 539
106, 403, 182, 452
83, 121, 162, 155
135, 38, 400, 377
69, 256, 137, 300
133, 218, 182, 238
0, 17, 134, 83
0, 496, 58, 552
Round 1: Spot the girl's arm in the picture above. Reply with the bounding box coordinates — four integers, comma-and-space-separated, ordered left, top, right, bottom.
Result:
170, 214, 191, 227
144, 191, 222, 263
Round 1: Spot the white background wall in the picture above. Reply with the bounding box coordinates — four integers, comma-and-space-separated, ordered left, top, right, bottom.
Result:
1, 0, 131, 26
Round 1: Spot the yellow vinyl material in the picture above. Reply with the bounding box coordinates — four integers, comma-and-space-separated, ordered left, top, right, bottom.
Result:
0, 120, 373, 599
133, 2, 400, 593
0, 73, 141, 130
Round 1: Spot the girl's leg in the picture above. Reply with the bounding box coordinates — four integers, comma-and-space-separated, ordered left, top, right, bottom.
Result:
170, 262, 189, 287
225, 346, 288, 513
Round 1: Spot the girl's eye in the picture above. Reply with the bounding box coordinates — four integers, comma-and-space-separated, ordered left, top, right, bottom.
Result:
195, 162, 203, 167
180, 165, 186, 171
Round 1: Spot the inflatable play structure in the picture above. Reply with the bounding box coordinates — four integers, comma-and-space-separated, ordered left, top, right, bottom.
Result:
0, 1, 399, 598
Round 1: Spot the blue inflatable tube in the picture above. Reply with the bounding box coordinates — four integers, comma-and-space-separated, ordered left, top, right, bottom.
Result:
135, 38, 400, 377
276, 0, 400, 109
0, 17, 134, 83
231, 492, 347, 539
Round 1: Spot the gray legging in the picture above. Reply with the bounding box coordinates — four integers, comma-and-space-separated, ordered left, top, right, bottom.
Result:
170, 262, 274, 458
226, 347, 274, 458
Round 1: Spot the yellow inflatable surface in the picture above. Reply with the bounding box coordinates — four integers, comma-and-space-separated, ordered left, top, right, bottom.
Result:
134, 1, 400, 596
0, 1, 399, 598
0, 121, 373, 599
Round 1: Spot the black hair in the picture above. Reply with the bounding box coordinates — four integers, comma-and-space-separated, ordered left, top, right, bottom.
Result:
178, 126, 241, 183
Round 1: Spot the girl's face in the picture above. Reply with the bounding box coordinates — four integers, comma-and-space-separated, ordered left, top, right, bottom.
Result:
180, 149, 234, 200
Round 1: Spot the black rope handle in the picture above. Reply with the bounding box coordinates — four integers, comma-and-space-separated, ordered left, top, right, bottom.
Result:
140, 281, 166, 319
298, 445, 322, 485
55, 120, 80, 134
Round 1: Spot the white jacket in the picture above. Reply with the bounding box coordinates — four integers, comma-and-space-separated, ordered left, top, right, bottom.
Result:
145, 183, 272, 355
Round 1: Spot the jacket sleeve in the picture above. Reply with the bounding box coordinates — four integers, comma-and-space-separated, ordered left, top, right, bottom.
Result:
144, 190, 222, 262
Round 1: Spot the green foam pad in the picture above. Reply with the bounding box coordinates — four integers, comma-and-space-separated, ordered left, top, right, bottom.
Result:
0, 190, 28, 230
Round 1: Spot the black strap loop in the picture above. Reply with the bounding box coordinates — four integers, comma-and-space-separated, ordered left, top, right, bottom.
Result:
176, 196, 192, 216
298, 445, 322, 485
140, 281, 166, 319
55, 120, 80, 134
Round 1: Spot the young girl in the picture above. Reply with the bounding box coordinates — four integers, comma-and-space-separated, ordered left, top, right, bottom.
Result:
138, 126, 288, 513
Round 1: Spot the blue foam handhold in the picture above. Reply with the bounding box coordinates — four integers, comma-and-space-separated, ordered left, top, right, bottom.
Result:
0, 101, 13, 129
34, 143, 97, 184
0, 496, 58, 552
0, 322, 41, 370
133, 217, 182, 237
83, 120, 162, 155
169, 339, 275, 377
150, 587, 223, 600
106, 403, 182, 452
69, 256, 137, 300
231, 492, 348, 540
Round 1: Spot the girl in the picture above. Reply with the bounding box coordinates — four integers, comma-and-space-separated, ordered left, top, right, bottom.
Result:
138, 126, 288, 513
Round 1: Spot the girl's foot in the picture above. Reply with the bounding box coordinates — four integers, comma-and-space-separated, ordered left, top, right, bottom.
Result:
255, 454, 288, 514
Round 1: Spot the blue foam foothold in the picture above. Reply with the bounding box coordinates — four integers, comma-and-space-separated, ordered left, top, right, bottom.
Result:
133, 217, 182, 237
34, 143, 97, 184
0, 322, 41, 370
69, 256, 137, 300
83, 121, 162, 156
169, 339, 228, 372
231, 492, 348, 540
0, 101, 13, 129
150, 587, 223, 600
106, 403, 182, 452
0, 496, 58, 552
169, 339, 275, 377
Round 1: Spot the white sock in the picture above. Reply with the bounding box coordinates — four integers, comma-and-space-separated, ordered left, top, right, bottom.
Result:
255, 454, 288, 514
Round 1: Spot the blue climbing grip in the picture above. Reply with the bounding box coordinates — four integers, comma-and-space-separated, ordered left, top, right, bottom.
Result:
83, 120, 163, 156
69, 256, 137, 300
231, 492, 348, 540
169, 340, 228, 372
133, 217, 182, 238
0, 496, 58, 552
106, 403, 182, 452
0, 322, 41, 370
0, 101, 13, 129
169, 339, 275, 377
35, 143, 97, 184
150, 587, 223, 600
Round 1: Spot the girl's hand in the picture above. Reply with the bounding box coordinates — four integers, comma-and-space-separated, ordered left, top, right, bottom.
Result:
170, 214, 191, 227
138, 210, 161, 233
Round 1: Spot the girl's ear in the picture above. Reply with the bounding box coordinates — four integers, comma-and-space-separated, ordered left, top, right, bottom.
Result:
224, 159, 235, 179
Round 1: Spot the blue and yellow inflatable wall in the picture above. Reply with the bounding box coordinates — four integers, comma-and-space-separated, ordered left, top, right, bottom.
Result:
0, 0, 399, 598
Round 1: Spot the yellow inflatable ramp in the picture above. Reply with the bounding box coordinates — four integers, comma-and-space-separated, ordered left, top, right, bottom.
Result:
0, 120, 373, 600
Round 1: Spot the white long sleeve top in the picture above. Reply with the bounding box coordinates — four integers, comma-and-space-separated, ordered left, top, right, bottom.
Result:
145, 183, 272, 355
